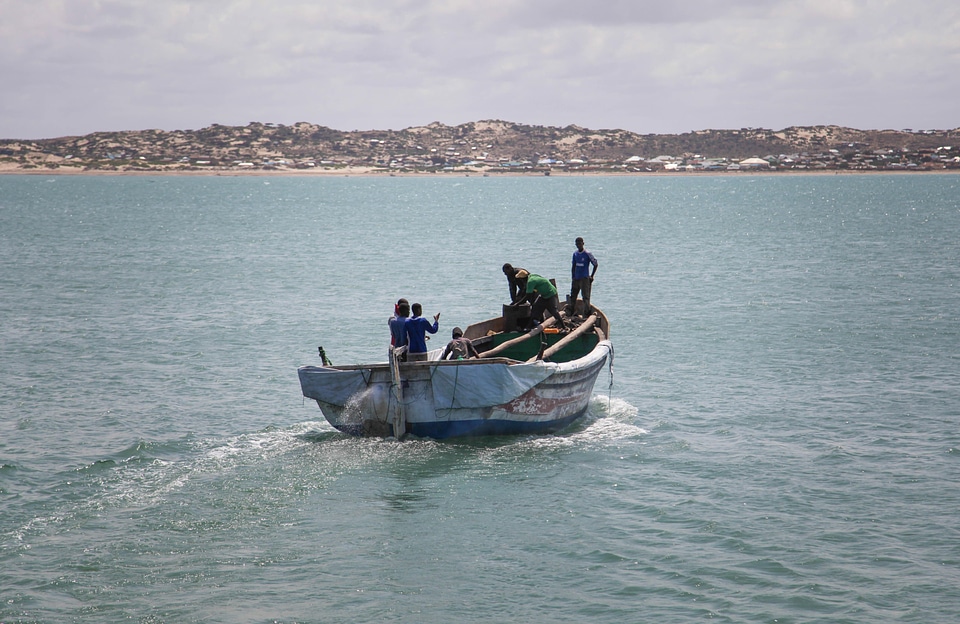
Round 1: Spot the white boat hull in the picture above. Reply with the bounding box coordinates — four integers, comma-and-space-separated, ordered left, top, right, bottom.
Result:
298, 341, 612, 439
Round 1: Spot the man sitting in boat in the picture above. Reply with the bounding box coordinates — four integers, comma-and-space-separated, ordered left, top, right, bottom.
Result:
441, 327, 479, 360
404, 302, 440, 362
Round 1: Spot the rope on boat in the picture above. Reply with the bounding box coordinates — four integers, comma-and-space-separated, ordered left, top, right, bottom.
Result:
606, 342, 615, 410
444, 359, 462, 412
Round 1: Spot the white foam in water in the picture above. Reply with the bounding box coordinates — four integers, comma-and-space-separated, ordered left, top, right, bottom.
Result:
76, 421, 337, 516
468, 394, 647, 462
578, 395, 648, 438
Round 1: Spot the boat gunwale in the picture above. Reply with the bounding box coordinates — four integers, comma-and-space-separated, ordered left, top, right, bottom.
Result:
300, 305, 610, 373
301, 356, 523, 372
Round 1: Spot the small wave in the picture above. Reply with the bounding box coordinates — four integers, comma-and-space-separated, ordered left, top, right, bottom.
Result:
570, 395, 647, 438
296, 429, 343, 444
73, 458, 118, 474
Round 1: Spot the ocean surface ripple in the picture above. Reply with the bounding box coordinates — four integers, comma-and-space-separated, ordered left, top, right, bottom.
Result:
1, 173, 959, 622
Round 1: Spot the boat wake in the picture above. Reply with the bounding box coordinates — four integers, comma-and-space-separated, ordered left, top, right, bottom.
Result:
4, 396, 652, 548
4, 421, 343, 546
9, 393, 646, 541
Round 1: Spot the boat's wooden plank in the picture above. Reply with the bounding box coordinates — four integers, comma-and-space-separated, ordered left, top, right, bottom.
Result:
403, 357, 521, 367
528, 314, 597, 363
463, 316, 504, 340
479, 317, 558, 359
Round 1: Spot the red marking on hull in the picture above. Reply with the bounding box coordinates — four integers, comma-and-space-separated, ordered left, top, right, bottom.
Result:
501, 387, 587, 415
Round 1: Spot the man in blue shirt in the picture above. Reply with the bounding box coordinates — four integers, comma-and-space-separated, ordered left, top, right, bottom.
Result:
389, 298, 409, 347
388, 298, 409, 360
405, 302, 440, 361
568, 236, 598, 317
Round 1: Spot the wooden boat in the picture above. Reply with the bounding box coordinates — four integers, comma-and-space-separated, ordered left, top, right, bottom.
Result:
298, 300, 612, 439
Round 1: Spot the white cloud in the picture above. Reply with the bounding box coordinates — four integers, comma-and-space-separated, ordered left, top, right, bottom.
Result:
1, 0, 958, 138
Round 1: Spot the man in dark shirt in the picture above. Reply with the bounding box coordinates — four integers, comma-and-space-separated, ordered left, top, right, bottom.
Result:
441, 327, 479, 360
502, 263, 529, 304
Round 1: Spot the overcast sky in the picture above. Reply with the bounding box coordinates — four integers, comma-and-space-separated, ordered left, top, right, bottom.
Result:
2, 0, 958, 139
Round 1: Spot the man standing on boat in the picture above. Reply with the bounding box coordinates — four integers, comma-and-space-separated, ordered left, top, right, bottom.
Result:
405, 303, 440, 362
388, 298, 410, 360
568, 236, 598, 317
524, 274, 566, 331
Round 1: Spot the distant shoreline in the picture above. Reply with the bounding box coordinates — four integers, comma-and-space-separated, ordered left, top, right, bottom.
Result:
5, 121, 957, 177
2, 165, 957, 178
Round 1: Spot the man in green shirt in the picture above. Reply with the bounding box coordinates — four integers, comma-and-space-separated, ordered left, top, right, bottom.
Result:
524, 273, 565, 330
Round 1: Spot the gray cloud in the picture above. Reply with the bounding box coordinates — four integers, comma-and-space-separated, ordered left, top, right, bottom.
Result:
1, 0, 957, 138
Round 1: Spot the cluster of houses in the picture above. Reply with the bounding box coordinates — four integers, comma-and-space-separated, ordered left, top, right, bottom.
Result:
221, 143, 960, 173
11, 136, 958, 174
617, 145, 960, 173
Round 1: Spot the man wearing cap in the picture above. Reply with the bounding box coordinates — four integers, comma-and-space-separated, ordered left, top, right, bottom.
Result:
569, 237, 598, 317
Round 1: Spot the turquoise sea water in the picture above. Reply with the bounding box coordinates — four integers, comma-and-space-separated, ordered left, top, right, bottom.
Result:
1, 173, 959, 623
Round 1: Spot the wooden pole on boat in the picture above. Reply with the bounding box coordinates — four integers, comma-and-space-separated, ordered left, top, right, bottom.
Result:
388, 346, 407, 439
528, 314, 597, 363
479, 317, 558, 359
